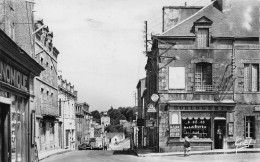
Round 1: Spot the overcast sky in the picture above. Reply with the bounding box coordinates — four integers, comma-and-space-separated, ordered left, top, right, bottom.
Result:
34, 0, 210, 111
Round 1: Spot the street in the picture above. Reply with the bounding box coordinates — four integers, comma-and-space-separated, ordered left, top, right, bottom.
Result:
42, 150, 260, 162
42, 140, 260, 162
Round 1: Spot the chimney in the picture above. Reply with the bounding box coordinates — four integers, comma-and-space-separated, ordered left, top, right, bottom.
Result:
216, 0, 232, 13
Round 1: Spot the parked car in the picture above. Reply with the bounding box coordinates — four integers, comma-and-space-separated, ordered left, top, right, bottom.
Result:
78, 142, 92, 150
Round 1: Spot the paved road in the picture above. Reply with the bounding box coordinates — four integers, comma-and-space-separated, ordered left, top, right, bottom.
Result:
42, 150, 260, 162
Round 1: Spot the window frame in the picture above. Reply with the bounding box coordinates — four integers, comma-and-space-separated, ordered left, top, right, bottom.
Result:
244, 63, 259, 92
197, 28, 209, 48
194, 62, 213, 92
245, 116, 255, 139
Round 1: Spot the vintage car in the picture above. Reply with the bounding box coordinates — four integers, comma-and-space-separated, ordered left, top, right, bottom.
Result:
78, 142, 92, 150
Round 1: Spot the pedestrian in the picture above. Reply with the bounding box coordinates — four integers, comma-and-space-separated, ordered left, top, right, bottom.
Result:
184, 136, 191, 156
217, 126, 223, 149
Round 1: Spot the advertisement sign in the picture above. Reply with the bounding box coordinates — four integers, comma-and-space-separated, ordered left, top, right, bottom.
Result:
147, 103, 156, 113
169, 124, 181, 137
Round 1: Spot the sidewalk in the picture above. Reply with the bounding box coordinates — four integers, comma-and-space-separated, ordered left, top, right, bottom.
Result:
135, 148, 260, 157
39, 148, 72, 161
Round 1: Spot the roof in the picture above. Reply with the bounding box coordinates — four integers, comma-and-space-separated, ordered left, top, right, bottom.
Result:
160, 0, 259, 38
0, 29, 44, 76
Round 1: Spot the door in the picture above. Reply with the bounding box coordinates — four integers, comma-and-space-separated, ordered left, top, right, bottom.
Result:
66, 130, 69, 147
58, 123, 62, 148
214, 120, 226, 149
0, 103, 11, 162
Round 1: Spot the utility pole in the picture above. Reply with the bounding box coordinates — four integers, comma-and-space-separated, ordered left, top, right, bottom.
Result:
144, 21, 148, 55
133, 91, 137, 107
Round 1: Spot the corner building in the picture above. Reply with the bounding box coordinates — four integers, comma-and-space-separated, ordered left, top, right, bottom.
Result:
145, 0, 260, 152
34, 19, 61, 154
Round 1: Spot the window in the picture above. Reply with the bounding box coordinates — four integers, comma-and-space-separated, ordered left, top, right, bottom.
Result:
244, 64, 259, 92
59, 99, 61, 116
182, 112, 211, 139
245, 116, 255, 139
197, 28, 209, 48
46, 62, 49, 68
40, 57, 44, 65
195, 63, 212, 91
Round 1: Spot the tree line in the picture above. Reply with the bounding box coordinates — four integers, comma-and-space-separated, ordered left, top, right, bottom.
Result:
90, 106, 137, 134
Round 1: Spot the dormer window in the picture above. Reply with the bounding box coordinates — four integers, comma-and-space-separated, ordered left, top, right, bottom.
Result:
197, 28, 209, 48
194, 16, 212, 48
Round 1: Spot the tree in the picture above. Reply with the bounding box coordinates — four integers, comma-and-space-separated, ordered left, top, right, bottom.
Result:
91, 110, 100, 119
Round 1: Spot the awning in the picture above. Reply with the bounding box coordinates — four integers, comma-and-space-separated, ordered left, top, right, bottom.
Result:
181, 112, 211, 120
166, 100, 236, 106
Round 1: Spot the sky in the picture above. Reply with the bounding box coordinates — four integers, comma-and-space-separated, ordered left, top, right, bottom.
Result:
34, 0, 211, 111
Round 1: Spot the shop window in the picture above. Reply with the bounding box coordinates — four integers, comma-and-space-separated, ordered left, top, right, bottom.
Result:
195, 63, 213, 92
244, 64, 259, 92
245, 116, 255, 139
50, 123, 55, 141
197, 28, 209, 48
182, 112, 211, 139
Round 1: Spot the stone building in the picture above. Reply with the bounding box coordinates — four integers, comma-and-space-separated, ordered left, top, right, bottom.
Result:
0, 0, 44, 161
136, 78, 146, 147
145, 0, 259, 152
34, 19, 60, 154
58, 75, 77, 150
101, 111, 110, 126
75, 102, 90, 147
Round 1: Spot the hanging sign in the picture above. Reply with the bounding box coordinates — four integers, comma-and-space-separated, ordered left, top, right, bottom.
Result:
147, 103, 156, 113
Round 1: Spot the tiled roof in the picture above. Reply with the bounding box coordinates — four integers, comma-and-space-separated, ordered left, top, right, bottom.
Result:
160, 0, 259, 38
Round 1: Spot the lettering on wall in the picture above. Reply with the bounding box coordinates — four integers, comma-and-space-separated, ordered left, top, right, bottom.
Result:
0, 60, 29, 92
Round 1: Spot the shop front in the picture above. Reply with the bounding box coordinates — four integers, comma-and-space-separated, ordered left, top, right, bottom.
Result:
160, 103, 236, 152
0, 30, 44, 162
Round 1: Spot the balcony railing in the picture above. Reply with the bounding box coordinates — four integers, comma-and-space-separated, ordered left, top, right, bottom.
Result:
194, 85, 214, 92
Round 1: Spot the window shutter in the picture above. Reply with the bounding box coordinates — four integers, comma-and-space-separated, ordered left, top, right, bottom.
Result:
198, 28, 209, 47
244, 64, 250, 91
252, 64, 259, 91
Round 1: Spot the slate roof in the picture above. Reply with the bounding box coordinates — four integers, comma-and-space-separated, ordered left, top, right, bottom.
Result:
160, 0, 259, 38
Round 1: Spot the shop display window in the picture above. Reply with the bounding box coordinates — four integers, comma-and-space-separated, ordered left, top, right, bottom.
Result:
182, 117, 211, 139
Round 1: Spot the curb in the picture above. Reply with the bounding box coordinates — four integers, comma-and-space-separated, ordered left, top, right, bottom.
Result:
39, 150, 72, 161
136, 150, 260, 157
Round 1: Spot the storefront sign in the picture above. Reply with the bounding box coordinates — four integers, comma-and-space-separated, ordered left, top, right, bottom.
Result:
0, 60, 29, 92
147, 103, 156, 113
169, 124, 181, 137
171, 106, 231, 111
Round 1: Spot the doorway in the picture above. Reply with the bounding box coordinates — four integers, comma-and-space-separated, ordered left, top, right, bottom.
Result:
66, 130, 70, 148
214, 119, 226, 149
0, 103, 11, 162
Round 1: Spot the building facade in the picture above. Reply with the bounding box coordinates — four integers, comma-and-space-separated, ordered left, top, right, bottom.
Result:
34, 19, 60, 154
0, 1, 45, 161
75, 102, 90, 147
58, 75, 77, 150
145, 0, 259, 152
136, 78, 146, 147
101, 112, 110, 126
